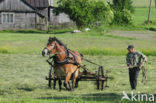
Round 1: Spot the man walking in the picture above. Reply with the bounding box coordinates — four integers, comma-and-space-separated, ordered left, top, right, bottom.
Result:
126, 45, 147, 90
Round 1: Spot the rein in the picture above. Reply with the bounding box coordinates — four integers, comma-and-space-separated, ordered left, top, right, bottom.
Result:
68, 49, 102, 67
141, 66, 146, 85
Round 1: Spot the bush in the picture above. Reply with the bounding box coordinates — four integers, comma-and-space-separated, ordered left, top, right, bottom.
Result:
110, 0, 134, 25
54, 0, 113, 29
112, 9, 133, 25
92, 1, 114, 25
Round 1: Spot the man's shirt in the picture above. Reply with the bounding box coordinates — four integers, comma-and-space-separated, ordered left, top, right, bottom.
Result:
126, 51, 147, 68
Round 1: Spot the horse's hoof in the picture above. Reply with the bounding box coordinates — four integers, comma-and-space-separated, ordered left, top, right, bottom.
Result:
68, 89, 72, 91
75, 86, 78, 88
64, 82, 67, 87
66, 88, 72, 91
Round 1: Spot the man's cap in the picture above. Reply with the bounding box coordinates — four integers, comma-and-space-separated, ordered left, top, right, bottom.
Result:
127, 45, 134, 50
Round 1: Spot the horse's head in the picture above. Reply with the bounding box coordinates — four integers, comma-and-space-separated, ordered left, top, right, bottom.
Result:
42, 37, 57, 57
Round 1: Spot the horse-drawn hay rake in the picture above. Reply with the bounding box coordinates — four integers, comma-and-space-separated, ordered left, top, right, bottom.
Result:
45, 56, 109, 90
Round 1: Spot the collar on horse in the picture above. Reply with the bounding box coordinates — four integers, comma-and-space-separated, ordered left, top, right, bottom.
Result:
51, 46, 79, 66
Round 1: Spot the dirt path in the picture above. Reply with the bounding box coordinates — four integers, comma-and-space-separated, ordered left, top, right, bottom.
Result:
111, 30, 156, 40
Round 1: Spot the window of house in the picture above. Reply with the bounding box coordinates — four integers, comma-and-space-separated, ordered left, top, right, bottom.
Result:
2, 13, 14, 24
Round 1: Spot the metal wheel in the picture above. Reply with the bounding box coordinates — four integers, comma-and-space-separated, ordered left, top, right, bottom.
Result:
105, 70, 109, 88
48, 65, 55, 88
48, 68, 52, 88
97, 66, 104, 90
101, 66, 104, 90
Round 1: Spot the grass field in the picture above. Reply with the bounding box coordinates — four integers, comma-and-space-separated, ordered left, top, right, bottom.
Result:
0, 31, 156, 103
133, 0, 155, 7
0, 30, 156, 56
134, 7, 156, 25
0, 54, 156, 103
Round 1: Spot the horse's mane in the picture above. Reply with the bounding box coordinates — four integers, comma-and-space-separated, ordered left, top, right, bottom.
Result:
49, 37, 67, 48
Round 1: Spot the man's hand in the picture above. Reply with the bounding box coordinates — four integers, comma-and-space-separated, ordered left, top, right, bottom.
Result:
128, 65, 134, 68
142, 61, 145, 65
140, 61, 145, 68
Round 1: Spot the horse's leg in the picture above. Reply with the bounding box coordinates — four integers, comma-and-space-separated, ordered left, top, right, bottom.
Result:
72, 80, 74, 90
75, 79, 79, 88
68, 82, 71, 90
58, 78, 62, 91
73, 69, 79, 89
64, 73, 72, 90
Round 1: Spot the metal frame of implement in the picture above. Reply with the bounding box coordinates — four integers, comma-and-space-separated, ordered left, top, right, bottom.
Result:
45, 57, 109, 90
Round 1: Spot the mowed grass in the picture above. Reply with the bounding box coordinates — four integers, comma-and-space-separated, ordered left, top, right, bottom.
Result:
0, 30, 156, 56
0, 31, 156, 103
0, 54, 156, 103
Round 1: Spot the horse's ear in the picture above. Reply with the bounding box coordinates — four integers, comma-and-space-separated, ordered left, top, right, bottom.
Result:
53, 36, 56, 40
48, 37, 51, 42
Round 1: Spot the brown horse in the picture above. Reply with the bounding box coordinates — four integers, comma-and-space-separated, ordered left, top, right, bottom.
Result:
42, 37, 83, 91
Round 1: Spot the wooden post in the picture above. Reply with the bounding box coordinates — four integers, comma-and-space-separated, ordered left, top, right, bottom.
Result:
148, 0, 152, 23
35, 11, 37, 29
155, 0, 156, 8
47, 6, 51, 33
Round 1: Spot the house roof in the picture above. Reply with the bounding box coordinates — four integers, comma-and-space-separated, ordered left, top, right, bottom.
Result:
0, 0, 4, 3
0, 0, 49, 9
0, 0, 49, 18
21, 0, 49, 9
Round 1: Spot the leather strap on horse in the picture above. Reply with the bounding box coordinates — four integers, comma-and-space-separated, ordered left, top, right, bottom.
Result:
68, 50, 80, 66
83, 58, 101, 66
52, 49, 80, 66
68, 49, 102, 67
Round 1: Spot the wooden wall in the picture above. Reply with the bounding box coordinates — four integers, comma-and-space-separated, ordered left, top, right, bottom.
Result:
0, 13, 36, 30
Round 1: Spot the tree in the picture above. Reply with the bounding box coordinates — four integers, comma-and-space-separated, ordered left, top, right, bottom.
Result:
112, 0, 134, 13
54, 0, 113, 28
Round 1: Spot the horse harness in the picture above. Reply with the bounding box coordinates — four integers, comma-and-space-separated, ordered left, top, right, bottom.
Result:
51, 48, 80, 66
47, 40, 101, 67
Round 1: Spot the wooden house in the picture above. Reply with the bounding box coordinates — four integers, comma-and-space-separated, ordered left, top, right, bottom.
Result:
0, 0, 49, 30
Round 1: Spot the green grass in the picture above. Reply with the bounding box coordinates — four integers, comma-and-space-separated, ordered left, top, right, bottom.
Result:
134, 7, 156, 25
0, 31, 156, 103
133, 0, 155, 8
0, 30, 156, 56
108, 7, 156, 31
0, 28, 74, 34
0, 54, 156, 103
0, 31, 155, 103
